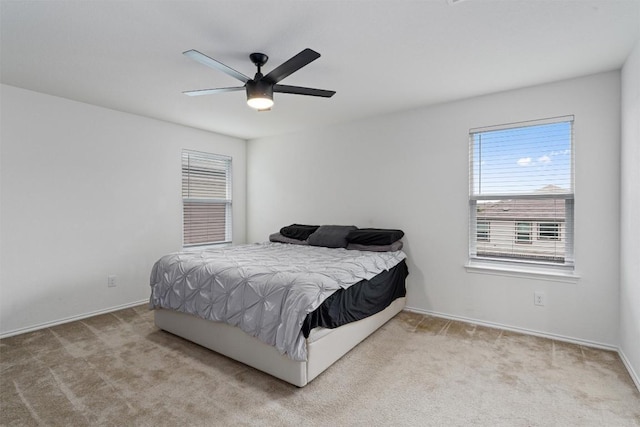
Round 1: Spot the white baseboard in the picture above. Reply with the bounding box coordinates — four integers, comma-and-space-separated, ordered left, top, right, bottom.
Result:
0, 299, 149, 339
403, 306, 618, 351
404, 306, 640, 392
618, 348, 640, 392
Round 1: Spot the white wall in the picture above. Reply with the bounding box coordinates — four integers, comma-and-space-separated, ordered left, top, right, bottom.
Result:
620, 40, 640, 386
0, 84, 246, 336
247, 71, 621, 347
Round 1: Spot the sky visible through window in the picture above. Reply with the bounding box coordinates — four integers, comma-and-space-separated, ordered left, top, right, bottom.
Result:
472, 121, 572, 196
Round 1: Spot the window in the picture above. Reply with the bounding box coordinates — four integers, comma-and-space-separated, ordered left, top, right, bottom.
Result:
538, 222, 560, 241
515, 222, 532, 244
469, 116, 574, 267
182, 150, 232, 246
477, 221, 490, 242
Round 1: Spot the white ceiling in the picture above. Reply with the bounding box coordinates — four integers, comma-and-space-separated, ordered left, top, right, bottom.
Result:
2, 1, 639, 140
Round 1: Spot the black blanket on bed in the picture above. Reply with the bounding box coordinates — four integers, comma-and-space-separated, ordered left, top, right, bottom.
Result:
301, 259, 408, 338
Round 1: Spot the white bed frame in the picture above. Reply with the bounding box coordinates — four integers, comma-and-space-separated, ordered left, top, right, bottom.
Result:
154, 296, 406, 387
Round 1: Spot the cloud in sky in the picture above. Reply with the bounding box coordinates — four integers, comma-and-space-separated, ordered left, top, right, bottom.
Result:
517, 154, 554, 167
538, 155, 551, 164
517, 157, 532, 166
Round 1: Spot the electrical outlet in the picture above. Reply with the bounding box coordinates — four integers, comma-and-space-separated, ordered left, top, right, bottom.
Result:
107, 275, 117, 287
534, 291, 545, 306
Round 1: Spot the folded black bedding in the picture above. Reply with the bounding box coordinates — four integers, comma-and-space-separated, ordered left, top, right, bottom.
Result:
301, 259, 409, 338
280, 224, 319, 240
346, 228, 405, 245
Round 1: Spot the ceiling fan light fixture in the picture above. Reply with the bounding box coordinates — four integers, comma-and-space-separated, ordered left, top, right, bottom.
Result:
247, 96, 274, 110
246, 80, 274, 110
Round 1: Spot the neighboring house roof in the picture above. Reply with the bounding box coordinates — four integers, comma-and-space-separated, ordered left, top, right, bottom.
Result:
477, 198, 566, 221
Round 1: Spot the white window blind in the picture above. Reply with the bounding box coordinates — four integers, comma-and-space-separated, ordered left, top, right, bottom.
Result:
182, 150, 232, 246
469, 116, 574, 267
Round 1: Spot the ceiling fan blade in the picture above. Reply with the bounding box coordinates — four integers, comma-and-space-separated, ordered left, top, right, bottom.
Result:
183, 87, 245, 96
183, 50, 250, 83
274, 84, 336, 98
263, 48, 321, 85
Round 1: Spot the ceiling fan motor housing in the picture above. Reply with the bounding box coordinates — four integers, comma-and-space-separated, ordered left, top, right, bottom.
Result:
246, 79, 274, 100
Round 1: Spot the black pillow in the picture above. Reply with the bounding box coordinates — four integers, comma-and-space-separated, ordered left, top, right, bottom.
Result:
346, 228, 405, 246
307, 225, 358, 248
280, 224, 320, 241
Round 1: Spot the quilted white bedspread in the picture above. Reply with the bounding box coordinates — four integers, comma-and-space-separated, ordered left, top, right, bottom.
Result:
149, 242, 406, 361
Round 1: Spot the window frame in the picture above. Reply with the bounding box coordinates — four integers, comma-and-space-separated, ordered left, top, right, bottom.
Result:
181, 149, 233, 247
467, 116, 575, 274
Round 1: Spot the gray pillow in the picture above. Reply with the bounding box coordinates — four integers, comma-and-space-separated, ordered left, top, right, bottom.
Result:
307, 225, 358, 248
346, 241, 403, 252
269, 232, 309, 245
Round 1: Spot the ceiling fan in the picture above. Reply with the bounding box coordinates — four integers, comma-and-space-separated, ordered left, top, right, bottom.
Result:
182, 48, 336, 111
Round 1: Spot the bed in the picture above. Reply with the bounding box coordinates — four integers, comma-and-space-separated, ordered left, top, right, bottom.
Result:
150, 225, 408, 387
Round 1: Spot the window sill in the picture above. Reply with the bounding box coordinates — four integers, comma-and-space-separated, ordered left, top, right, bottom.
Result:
465, 260, 580, 283
182, 242, 232, 251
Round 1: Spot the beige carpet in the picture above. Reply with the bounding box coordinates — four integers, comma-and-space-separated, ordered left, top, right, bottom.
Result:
1, 305, 638, 426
